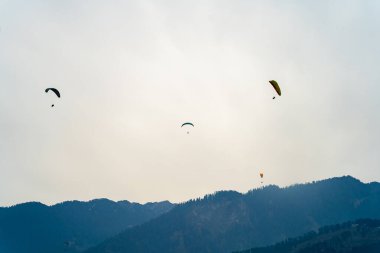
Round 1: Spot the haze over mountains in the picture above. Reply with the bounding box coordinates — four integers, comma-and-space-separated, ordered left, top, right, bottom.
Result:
86, 176, 380, 253
0, 199, 173, 253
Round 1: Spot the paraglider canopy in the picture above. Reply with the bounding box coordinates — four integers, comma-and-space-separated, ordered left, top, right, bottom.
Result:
181, 122, 194, 127
45, 88, 60, 98
45, 88, 60, 107
269, 80, 281, 98
181, 122, 194, 134
259, 172, 264, 184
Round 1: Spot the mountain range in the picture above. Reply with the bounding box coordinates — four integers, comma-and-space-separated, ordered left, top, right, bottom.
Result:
86, 176, 380, 253
234, 219, 380, 253
2, 176, 380, 253
0, 199, 173, 253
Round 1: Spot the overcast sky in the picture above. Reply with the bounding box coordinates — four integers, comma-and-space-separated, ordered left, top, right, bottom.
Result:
1, 0, 379, 206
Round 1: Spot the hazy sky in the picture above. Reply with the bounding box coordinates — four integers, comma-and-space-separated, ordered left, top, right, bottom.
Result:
1, 0, 380, 206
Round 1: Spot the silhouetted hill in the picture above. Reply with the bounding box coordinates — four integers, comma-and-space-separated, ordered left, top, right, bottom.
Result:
234, 219, 380, 253
0, 199, 173, 253
86, 176, 380, 253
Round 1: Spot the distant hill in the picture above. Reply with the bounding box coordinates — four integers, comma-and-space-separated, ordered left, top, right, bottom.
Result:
86, 176, 380, 253
0, 199, 173, 253
234, 219, 380, 253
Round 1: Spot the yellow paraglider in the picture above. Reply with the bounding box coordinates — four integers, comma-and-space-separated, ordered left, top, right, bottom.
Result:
269, 80, 281, 99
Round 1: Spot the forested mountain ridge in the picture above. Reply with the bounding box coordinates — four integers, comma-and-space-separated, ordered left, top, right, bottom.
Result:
86, 176, 380, 253
234, 219, 380, 253
0, 199, 173, 253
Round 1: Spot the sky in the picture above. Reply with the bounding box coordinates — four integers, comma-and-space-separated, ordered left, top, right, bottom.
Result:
1, 0, 380, 206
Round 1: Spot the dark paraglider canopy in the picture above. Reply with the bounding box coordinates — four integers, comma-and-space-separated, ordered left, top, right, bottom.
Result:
45, 88, 61, 98
45, 88, 60, 107
269, 80, 281, 96
181, 122, 194, 134
181, 122, 194, 128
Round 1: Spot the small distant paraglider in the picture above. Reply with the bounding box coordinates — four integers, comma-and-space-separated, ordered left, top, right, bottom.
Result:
259, 172, 264, 184
269, 80, 281, 99
45, 88, 60, 107
181, 122, 194, 134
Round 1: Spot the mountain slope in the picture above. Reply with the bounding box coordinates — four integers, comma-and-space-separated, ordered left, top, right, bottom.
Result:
86, 176, 380, 253
234, 219, 380, 253
0, 199, 173, 253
